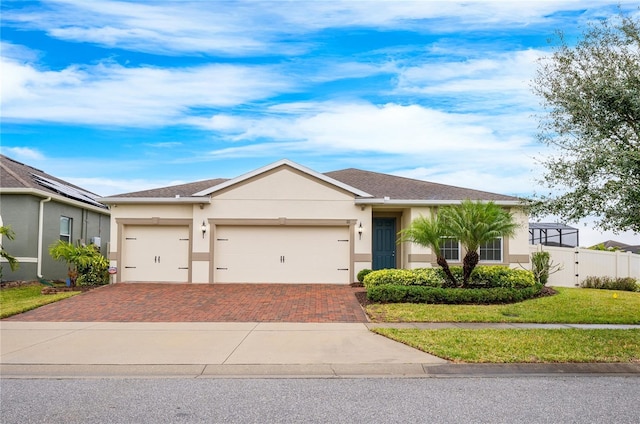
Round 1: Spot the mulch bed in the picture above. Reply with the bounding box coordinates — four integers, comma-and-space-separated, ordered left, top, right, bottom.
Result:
0, 280, 102, 294
0, 280, 40, 289
41, 286, 98, 294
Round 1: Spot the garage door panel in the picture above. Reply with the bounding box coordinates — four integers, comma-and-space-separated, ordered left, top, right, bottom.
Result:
123, 226, 189, 283
215, 226, 349, 284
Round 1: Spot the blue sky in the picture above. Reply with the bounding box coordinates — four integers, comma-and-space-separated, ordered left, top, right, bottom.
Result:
1, 0, 638, 246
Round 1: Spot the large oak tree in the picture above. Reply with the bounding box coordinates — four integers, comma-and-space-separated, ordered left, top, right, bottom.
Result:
531, 12, 640, 233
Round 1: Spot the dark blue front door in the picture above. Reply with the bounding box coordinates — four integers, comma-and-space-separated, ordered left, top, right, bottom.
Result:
372, 218, 396, 270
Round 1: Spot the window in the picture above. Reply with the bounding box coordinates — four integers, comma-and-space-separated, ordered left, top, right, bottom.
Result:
60, 216, 72, 242
480, 238, 502, 262
441, 238, 460, 261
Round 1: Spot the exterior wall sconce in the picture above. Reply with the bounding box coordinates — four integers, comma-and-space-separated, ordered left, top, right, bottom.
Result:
357, 222, 364, 240
201, 220, 208, 239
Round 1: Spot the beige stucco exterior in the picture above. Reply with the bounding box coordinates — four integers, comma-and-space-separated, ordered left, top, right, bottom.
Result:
104, 160, 529, 284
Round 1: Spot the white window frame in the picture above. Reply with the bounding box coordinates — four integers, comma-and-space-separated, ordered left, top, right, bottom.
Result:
479, 237, 503, 262
441, 237, 461, 262
60, 216, 72, 243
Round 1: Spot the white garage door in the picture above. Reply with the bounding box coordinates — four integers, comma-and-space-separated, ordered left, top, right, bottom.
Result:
122, 226, 190, 282
214, 226, 350, 284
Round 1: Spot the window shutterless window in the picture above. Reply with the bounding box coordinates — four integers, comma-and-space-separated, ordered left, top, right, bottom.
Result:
441, 237, 460, 261
480, 238, 502, 262
60, 216, 72, 242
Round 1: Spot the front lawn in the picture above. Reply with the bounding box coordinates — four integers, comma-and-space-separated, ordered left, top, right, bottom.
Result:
373, 328, 640, 363
0, 284, 79, 319
366, 287, 640, 324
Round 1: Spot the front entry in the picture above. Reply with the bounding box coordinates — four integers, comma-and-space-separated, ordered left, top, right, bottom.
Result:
372, 218, 396, 270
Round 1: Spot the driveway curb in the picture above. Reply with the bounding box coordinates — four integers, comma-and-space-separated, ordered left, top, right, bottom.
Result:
2, 362, 639, 379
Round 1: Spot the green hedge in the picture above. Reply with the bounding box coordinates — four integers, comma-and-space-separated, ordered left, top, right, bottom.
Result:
366, 284, 543, 304
463, 267, 536, 289
364, 266, 535, 289
363, 268, 444, 288
581, 276, 639, 292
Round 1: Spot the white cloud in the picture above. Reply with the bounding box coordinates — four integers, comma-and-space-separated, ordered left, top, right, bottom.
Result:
1, 57, 291, 126
191, 100, 542, 197
3, 1, 636, 56
199, 101, 532, 154
395, 49, 544, 111
0, 146, 45, 161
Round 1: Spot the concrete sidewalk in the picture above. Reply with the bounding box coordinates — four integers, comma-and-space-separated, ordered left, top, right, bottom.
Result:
0, 321, 447, 378
1, 321, 639, 378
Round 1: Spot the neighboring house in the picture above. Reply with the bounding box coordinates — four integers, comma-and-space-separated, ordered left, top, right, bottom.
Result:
529, 222, 579, 248
100, 159, 530, 284
0, 155, 110, 281
592, 240, 640, 254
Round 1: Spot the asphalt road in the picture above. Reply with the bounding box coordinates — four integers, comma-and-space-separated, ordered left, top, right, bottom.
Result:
2, 376, 639, 423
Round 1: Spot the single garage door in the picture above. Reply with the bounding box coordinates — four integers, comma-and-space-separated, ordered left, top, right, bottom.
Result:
122, 225, 190, 282
214, 226, 350, 284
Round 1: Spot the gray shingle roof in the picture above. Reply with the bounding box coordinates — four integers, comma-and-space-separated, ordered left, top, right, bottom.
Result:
326, 168, 518, 201
102, 165, 519, 202
0, 154, 107, 208
110, 178, 229, 198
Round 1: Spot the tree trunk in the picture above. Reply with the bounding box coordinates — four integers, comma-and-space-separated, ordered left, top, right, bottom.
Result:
462, 250, 479, 286
436, 256, 458, 287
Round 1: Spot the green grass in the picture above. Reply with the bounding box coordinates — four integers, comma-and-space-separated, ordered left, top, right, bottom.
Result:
0, 285, 79, 318
373, 328, 640, 363
366, 287, 640, 324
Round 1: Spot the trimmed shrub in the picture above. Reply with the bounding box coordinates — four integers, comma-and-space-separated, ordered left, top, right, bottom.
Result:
357, 269, 373, 283
363, 269, 417, 288
411, 268, 446, 288
467, 266, 536, 289
366, 284, 543, 304
75, 252, 109, 286
433, 266, 464, 283
432, 265, 536, 289
363, 268, 446, 288
581, 276, 639, 292
364, 266, 535, 290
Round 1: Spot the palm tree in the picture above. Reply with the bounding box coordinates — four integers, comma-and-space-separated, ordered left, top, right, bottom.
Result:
440, 200, 519, 285
0, 225, 19, 279
398, 214, 458, 287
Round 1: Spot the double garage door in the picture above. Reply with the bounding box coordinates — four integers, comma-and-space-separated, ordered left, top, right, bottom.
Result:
214, 226, 350, 284
121, 225, 351, 284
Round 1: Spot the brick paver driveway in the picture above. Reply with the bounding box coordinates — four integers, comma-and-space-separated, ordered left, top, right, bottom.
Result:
5, 283, 368, 323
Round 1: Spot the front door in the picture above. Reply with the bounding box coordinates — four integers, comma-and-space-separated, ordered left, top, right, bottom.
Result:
372, 218, 396, 270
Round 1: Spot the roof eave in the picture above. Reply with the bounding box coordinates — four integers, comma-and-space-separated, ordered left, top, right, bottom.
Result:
1, 188, 110, 213
355, 198, 523, 206
99, 196, 211, 205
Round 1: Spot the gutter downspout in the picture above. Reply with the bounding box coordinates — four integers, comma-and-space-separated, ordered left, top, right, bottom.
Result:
37, 197, 52, 278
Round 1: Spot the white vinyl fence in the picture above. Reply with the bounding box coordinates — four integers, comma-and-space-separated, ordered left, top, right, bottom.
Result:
529, 245, 640, 287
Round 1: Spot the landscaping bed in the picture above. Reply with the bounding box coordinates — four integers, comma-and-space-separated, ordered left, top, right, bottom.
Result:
41, 286, 97, 294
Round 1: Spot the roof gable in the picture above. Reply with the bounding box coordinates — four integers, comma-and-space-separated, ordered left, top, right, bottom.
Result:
193, 159, 373, 198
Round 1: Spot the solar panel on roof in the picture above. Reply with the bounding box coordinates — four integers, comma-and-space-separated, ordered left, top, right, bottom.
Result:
31, 174, 107, 208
